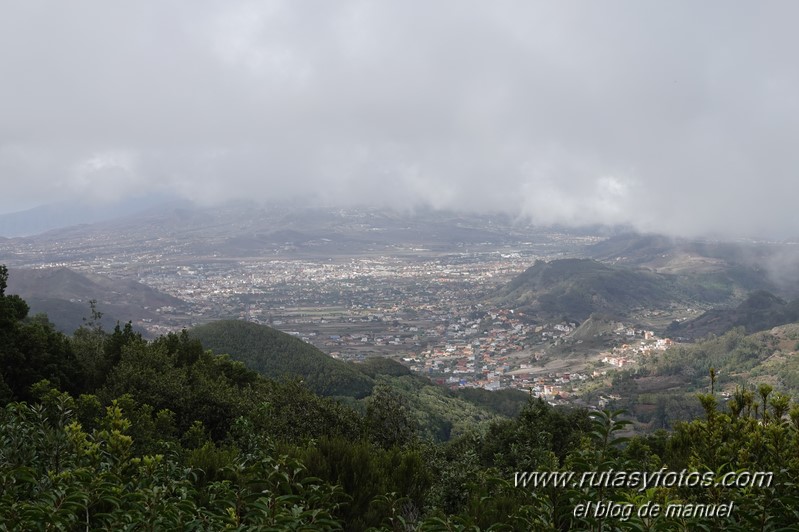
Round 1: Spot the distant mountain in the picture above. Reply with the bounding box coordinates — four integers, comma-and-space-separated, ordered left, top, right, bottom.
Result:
587, 233, 680, 266
0, 201, 598, 265
665, 290, 799, 339
0, 194, 176, 237
587, 232, 794, 298
189, 320, 375, 398
170, 203, 554, 255
491, 258, 688, 321
587, 232, 771, 267
5, 267, 185, 334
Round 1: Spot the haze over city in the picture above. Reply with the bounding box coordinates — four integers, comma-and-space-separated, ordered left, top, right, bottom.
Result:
1, 1, 798, 239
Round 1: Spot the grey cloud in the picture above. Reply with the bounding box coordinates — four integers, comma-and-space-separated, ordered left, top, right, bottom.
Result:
1, 1, 798, 239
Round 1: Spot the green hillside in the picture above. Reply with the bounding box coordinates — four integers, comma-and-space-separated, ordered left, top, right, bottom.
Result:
190, 320, 374, 398
493, 258, 687, 321
190, 320, 514, 438
370, 374, 506, 441
601, 323, 799, 429
452, 387, 531, 418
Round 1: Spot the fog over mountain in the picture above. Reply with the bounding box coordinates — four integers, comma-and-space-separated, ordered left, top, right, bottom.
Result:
2, 2, 798, 239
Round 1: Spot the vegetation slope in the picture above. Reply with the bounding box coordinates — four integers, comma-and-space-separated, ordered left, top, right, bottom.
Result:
4, 264, 799, 530
190, 319, 375, 398
598, 323, 799, 432
189, 320, 518, 438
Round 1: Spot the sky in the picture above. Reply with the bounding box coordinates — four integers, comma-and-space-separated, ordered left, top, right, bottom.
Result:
1, 1, 798, 239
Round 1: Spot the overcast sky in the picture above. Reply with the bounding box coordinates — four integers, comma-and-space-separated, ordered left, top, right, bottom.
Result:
1, 1, 798, 238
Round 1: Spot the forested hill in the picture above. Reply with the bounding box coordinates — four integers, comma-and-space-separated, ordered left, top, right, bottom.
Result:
189, 319, 374, 398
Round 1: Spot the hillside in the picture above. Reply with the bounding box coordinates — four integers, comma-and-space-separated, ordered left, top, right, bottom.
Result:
598, 323, 799, 430
587, 232, 792, 297
189, 320, 513, 438
491, 258, 688, 321
666, 290, 799, 339
370, 374, 505, 441
5, 267, 185, 334
190, 320, 375, 398
568, 314, 626, 346
349, 357, 523, 439
7, 267, 182, 307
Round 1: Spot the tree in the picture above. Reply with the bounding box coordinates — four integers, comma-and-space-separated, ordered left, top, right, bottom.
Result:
366, 383, 418, 449
0, 264, 6, 296
0, 267, 80, 402
0, 265, 29, 326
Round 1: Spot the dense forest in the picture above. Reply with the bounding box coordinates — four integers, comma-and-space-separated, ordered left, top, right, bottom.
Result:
189, 320, 376, 399
2, 264, 799, 530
